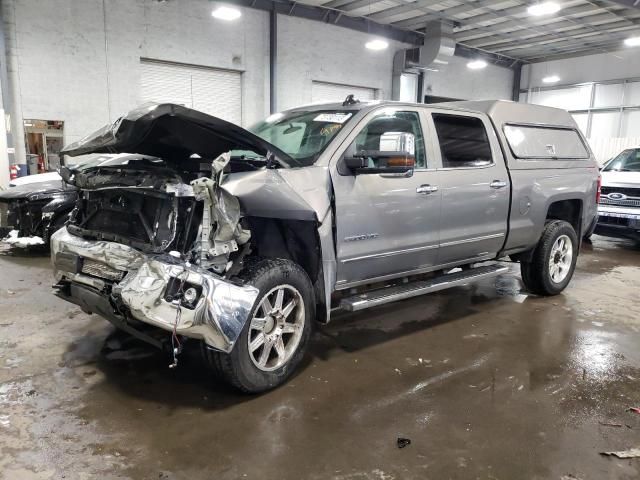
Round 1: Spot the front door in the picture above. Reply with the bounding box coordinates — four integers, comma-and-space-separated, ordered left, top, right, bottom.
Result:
331, 108, 441, 288
428, 111, 510, 265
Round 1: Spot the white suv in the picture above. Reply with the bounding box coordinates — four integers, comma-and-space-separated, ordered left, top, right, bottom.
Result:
595, 147, 640, 242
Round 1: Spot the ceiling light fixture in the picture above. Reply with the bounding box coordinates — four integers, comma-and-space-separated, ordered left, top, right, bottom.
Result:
527, 2, 561, 16
365, 39, 389, 51
542, 75, 560, 83
467, 59, 488, 70
211, 5, 242, 21
624, 36, 640, 47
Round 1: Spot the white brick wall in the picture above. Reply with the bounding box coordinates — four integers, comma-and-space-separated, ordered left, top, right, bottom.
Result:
6, 0, 270, 148
423, 54, 514, 101
521, 48, 640, 89
3, 0, 515, 165
276, 15, 408, 110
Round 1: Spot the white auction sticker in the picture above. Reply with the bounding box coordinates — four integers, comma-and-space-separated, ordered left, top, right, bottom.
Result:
313, 113, 352, 123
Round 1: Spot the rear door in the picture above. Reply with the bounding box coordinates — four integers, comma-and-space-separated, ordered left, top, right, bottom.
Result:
331, 107, 441, 288
427, 110, 510, 265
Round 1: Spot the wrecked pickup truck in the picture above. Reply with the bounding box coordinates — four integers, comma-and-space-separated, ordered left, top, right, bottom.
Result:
52, 100, 599, 392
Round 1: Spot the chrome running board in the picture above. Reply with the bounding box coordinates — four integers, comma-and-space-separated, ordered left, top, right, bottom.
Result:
339, 263, 509, 312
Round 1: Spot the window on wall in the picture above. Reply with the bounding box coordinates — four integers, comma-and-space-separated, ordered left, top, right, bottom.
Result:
523, 79, 640, 139
432, 114, 493, 168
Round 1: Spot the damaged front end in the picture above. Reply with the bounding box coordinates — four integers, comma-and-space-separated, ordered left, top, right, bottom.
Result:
52, 154, 258, 352
51, 103, 295, 352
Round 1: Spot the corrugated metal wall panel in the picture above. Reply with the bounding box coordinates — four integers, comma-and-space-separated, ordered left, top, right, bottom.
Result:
311, 81, 376, 104
588, 137, 640, 164
139, 60, 242, 124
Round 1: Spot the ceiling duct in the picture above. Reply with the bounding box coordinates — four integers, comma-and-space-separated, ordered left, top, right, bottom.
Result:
392, 21, 455, 100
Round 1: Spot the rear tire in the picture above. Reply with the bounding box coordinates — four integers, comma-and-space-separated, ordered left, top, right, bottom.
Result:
520, 220, 578, 296
201, 258, 314, 393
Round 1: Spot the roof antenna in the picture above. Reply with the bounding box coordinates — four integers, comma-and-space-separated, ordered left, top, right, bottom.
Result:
343, 94, 360, 106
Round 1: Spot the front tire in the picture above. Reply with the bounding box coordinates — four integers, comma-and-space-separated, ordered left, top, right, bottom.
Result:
520, 220, 578, 296
201, 258, 314, 393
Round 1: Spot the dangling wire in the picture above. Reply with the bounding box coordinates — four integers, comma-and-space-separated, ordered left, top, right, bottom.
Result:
169, 264, 189, 369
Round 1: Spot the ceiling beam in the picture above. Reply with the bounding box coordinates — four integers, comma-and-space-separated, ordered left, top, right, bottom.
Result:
366, 0, 448, 21
604, 0, 640, 9
504, 33, 626, 58
226, 0, 423, 44
489, 24, 639, 52
395, 2, 637, 35
462, 16, 640, 49
521, 39, 634, 62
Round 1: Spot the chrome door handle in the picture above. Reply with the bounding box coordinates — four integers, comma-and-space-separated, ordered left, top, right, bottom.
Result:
490, 180, 508, 189
416, 184, 439, 195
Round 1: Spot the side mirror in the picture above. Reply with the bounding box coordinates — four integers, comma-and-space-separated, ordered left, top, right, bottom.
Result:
342, 132, 416, 176
343, 150, 415, 175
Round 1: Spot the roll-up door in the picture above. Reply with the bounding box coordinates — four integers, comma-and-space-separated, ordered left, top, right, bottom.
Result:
140, 60, 242, 124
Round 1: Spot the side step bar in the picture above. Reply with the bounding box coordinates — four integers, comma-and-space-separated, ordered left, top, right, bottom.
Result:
339, 263, 509, 312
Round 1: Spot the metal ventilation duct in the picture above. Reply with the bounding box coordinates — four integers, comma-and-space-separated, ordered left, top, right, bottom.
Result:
392, 21, 455, 100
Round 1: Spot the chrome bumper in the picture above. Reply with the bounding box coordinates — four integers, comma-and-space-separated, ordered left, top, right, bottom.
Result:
51, 228, 259, 352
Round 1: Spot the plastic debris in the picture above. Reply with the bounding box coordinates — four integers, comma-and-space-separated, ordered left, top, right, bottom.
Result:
628, 407, 640, 414
3, 230, 44, 247
599, 421, 623, 427
397, 437, 411, 449
600, 448, 640, 459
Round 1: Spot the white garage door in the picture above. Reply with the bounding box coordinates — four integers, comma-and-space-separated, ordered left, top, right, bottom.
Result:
311, 81, 376, 104
140, 60, 242, 124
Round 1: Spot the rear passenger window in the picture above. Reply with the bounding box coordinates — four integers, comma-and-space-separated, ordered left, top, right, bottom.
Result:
503, 124, 589, 159
432, 114, 493, 168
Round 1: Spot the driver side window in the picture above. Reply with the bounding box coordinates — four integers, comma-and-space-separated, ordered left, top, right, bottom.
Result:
351, 111, 426, 168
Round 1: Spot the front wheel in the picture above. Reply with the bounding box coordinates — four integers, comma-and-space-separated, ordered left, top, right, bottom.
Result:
201, 258, 314, 393
520, 220, 578, 296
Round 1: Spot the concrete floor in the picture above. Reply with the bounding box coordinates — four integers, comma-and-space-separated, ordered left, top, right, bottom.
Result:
0, 237, 639, 480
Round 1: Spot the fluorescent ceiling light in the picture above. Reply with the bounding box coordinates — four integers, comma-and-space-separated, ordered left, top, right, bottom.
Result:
624, 36, 640, 47
527, 2, 561, 16
467, 59, 488, 70
211, 5, 241, 21
542, 75, 560, 83
365, 39, 389, 51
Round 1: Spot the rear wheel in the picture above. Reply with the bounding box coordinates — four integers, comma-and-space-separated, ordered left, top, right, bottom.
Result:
520, 220, 578, 296
201, 258, 314, 393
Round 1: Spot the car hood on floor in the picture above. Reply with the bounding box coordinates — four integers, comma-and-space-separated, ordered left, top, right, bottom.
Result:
61, 103, 295, 167
0, 179, 70, 201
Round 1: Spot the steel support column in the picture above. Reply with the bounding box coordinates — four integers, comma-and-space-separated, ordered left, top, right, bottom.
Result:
270, 8, 277, 114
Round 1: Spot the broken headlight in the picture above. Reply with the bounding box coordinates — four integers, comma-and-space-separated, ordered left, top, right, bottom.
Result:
164, 277, 202, 309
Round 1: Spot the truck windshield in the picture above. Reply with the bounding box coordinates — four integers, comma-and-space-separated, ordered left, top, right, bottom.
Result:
234, 110, 355, 167
603, 148, 640, 172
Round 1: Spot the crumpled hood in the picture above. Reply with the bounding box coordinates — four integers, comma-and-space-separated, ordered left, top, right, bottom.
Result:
61, 103, 294, 167
601, 171, 640, 189
0, 179, 70, 201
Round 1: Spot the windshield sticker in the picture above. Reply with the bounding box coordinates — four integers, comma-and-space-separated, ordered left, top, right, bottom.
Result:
313, 113, 352, 124
320, 124, 342, 136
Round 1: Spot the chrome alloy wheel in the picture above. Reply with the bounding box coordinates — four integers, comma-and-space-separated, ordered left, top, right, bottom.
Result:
548, 234, 573, 283
247, 284, 305, 372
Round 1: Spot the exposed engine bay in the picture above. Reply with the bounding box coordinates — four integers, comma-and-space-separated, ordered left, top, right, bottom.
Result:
66, 153, 249, 274
53, 152, 259, 357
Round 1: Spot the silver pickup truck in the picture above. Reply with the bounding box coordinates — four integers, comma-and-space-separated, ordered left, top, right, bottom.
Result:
51, 99, 599, 392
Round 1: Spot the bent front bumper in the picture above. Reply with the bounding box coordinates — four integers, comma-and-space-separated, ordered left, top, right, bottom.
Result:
51, 228, 259, 352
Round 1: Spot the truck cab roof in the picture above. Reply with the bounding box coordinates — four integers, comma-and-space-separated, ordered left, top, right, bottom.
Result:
286, 99, 580, 130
